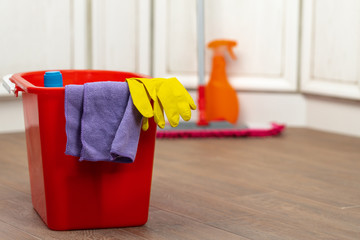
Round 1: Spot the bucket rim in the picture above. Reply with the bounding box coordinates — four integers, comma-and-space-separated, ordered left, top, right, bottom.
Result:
10, 69, 150, 94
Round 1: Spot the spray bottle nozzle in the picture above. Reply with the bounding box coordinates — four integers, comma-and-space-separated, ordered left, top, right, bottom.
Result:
208, 40, 237, 60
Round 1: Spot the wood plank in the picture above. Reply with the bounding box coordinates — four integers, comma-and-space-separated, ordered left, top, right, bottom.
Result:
0, 132, 31, 194
0, 161, 30, 194
230, 191, 360, 239
123, 209, 249, 240
0, 220, 40, 240
0, 183, 28, 201
0, 193, 148, 240
159, 129, 360, 208
150, 177, 263, 223
207, 210, 341, 240
0, 132, 28, 167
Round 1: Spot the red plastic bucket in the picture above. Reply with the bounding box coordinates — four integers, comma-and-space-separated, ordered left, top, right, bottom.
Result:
10, 70, 157, 230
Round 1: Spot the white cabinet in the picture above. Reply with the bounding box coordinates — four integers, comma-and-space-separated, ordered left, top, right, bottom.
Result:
153, 0, 300, 91
0, 0, 79, 97
0, 0, 149, 133
91, 0, 151, 75
0, 0, 72, 77
3, 0, 359, 99
0, 0, 151, 78
301, 0, 360, 100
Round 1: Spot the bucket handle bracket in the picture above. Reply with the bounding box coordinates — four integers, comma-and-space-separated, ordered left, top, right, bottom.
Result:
2, 74, 19, 97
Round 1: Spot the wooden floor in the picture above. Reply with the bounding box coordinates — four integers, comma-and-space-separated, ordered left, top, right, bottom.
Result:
0, 128, 360, 239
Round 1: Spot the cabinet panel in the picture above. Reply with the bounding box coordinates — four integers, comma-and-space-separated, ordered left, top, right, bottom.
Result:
168, 0, 284, 76
313, 0, 360, 83
0, 0, 72, 76
91, 0, 151, 75
154, 0, 299, 91
301, 0, 360, 100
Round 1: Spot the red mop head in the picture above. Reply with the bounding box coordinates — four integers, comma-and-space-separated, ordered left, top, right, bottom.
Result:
156, 122, 285, 139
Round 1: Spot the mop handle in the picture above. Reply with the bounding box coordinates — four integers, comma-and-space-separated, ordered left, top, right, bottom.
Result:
196, 0, 208, 126
196, 0, 205, 86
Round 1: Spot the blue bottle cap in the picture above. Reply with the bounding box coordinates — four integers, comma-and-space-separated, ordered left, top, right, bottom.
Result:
44, 71, 63, 87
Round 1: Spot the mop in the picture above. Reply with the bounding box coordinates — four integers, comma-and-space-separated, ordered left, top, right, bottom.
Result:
156, 0, 285, 138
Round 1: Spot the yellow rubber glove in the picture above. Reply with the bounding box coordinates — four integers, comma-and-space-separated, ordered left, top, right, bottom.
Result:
128, 78, 166, 128
128, 77, 196, 128
153, 77, 197, 127
141, 117, 149, 131
126, 79, 152, 131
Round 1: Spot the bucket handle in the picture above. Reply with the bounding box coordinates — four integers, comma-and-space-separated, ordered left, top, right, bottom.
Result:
2, 74, 15, 94
2, 74, 21, 97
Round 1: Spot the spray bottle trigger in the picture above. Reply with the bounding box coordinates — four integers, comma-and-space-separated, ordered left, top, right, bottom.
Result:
227, 46, 237, 60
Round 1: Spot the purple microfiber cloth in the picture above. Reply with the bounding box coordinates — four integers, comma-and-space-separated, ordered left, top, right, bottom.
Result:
64, 82, 143, 163
65, 85, 84, 157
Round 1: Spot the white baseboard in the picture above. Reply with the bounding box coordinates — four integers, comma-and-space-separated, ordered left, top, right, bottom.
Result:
0, 99, 24, 134
306, 95, 360, 138
188, 91, 307, 127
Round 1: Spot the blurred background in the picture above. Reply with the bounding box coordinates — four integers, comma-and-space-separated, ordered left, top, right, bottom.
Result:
1, 0, 360, 137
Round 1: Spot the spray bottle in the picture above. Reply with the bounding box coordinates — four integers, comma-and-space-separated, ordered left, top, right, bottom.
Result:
205, 40, 239, 124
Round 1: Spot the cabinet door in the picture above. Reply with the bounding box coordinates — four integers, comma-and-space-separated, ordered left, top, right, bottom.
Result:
0, 0, 72, 95
153, 0, 299, 91
301, 0, 360, 100
91, 0, 151, 75
0, 0, 92, 97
